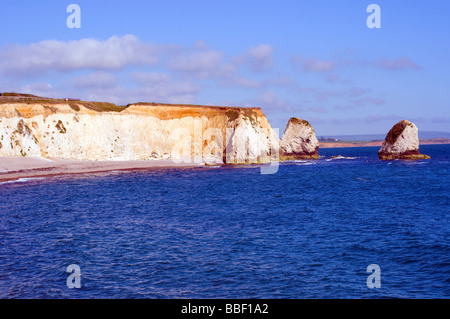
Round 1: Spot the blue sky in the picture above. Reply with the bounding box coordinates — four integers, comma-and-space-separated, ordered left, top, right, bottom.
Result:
0, 0, 449, 135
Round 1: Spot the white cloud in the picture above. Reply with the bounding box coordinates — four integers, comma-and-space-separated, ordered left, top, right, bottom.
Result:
128, 71, 199, 103
134, 81, 200, 104
68, 72, 117, 89
291, 54, 421, 75
169, 50, 223, 72
324, 74, 340, 83
263, 76, 296, 88
348, 87, 370, 97
233, 44, 274, 72
351, 96, 385, 107
301, 58, 336, 73
168, 49, 235, 78
222, 77, 262, 88
0, 35, 160, 76
253, 91, 291, 112
21, 82, 61, 98
374, 57, 421, 70
131, 71, 172, 85
74, 71, 198, 105
220, 75, 296, 90
307, 106, 327, 114
15, 71, 201, 105
246, 44, 274, 72
65, 80, 200, 106
365, 114, 401, 123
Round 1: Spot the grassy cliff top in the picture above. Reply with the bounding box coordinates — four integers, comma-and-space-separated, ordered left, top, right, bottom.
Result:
288, 117, 312, 128
0, 93, 260, 113
0, 93, 127, 112
130, 102, 260, 110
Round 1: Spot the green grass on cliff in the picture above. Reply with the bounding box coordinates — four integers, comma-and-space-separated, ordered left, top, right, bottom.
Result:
226, 110, 240, 122
0, 93, 37, 97
243, 109, 258, 127
77, 101, 127, 112
1, 93, 262, 113
0, 97, 127, 112
226, 109, 258, 126
289, 117, 312, 128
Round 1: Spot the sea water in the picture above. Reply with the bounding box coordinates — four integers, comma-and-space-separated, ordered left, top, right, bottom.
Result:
0, 145, 449, 298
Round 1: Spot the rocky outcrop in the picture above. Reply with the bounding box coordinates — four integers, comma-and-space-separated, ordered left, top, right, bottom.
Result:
280, 117, 319, 160
378, 120, 430, 160
0, 101, 279, 164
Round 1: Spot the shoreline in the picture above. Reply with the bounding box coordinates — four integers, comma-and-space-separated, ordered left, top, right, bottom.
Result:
2, 141, 448, 183
0, 157, 205, 183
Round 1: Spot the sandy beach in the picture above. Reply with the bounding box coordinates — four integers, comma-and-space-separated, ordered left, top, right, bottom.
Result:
0, 157, 205, 183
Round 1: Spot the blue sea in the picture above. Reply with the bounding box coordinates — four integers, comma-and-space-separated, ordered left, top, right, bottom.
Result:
0, 145, 449, 299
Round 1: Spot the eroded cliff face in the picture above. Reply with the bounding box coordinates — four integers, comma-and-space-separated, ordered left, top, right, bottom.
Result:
280, 117, 319, 160
378, 120, 430, 160
0, 102, 279, 164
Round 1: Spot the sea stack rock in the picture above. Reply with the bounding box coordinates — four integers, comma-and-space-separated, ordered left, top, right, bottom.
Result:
378, 120, 430, 160
280, 117, 319, 160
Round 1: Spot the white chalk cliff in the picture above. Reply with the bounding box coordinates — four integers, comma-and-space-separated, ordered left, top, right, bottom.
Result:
0, 101, 281, 164
378, 120, 430, 160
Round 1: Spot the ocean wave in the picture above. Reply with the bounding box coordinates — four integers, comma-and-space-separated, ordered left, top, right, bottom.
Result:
296, 162, 317, 166
0, 177, 46, 185
403, 161, 430, 165
325, 156, 358, 161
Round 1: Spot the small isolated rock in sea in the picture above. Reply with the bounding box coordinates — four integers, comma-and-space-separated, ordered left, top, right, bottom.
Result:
378, 120, 430, 160
280, 117, 319, 160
